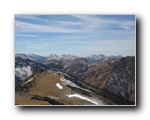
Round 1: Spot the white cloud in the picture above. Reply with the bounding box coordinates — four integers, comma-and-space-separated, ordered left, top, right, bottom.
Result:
63, 39, 135, 56
72, 15, 135, 31
15, 20, 83, 33
15, 15, 135, 56
15, 66, 32, 80
15, 15, 49, 22
15, 34, 38, 37
16, 40, 53, 50
15, 15, 135, 34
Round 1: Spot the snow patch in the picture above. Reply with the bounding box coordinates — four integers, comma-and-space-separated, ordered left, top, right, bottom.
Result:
56, 83, 63, 89
60, 77, 79, 88
60, 77, 91, 92
66, 94, 103, 105
15, 66, 32, 80
22, 78, 34, 86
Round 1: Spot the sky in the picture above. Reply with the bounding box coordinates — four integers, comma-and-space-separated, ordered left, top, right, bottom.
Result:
15, 15, 135, 57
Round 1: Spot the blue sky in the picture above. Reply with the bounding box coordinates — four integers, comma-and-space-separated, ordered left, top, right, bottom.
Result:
15, 15, 135, 57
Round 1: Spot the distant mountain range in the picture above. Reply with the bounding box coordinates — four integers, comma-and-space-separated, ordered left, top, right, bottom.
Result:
15, 53, 135, 105
16, 53, 123, 63
15, 53, 47, 63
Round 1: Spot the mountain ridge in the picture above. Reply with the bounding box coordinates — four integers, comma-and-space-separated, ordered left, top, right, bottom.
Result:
15, 53, 135, 105
16, 53, 125, 63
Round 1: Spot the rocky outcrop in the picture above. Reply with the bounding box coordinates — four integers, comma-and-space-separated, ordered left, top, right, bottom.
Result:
63, 58, 88, 78
82, 56, 135, 102
44, 59, 64, 70
15, 57, 47, 86
105, 57, 135, 102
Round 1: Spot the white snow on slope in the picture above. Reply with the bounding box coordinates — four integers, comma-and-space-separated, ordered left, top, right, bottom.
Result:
60, 77, 91, 92
15, 66, 32, 80
22, 78, 34, 86
60, 77, 80, 88
67, 94, 103, 105
56, 83, 63, 89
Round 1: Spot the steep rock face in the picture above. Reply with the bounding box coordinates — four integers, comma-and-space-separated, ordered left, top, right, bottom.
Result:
15, 76, 22, 86
82, 61, 113, 88
82, 56, 135, 102
105, 57, 135, 102
44, 60, 64, 70
63, 58, 88, 78
15, 57, 47, 86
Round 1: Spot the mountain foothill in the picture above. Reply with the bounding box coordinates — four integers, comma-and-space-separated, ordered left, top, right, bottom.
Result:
15, 53, 135, 105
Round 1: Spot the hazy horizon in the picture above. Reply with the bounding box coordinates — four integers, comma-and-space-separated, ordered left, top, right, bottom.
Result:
15, 52, 135, 58
15, 15, 135, 56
